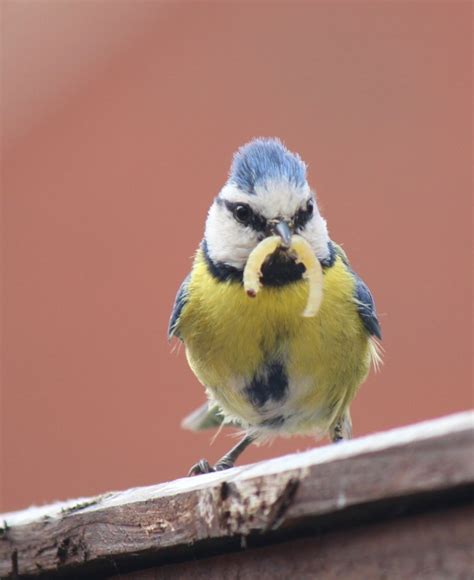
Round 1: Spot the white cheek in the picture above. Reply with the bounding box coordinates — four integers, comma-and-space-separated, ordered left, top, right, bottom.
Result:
299, 212, 330, 261
205, 204, 259, 269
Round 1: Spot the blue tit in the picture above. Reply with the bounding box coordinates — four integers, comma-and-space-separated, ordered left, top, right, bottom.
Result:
168, 138, 382, 475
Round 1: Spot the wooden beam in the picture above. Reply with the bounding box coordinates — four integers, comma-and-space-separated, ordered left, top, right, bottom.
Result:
1, 412, 473, 578
115, 504, 474, 580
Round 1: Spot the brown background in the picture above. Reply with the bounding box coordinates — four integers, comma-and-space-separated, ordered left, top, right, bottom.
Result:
1, 2, 472, 513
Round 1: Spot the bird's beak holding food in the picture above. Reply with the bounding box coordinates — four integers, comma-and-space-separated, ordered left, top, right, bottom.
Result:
272, 220, 293, 248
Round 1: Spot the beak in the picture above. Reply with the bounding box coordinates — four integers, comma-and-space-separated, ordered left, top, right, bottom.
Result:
272, 220, 293, 248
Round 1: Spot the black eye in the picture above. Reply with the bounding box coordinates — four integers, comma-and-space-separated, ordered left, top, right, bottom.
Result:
306, 199, 314, 215
233, 204, 251, 224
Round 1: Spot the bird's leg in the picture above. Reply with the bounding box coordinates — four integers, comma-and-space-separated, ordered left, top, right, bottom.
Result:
188, 434, 255, 476
214, 433, 255, 471
330, 421, 345, 443
329, 412, 352, 443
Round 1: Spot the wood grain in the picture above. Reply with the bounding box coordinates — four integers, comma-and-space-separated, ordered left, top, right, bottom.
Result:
1, 412, 473, 578
117, 505, 474, 580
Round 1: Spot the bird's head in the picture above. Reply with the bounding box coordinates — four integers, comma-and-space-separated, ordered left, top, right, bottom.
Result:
204, 138, 331, 276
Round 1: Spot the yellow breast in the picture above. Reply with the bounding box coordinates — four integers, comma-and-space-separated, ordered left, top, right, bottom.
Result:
178, 249, 371, 432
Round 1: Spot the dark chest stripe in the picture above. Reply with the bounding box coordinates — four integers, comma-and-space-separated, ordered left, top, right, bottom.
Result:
245, 362, 288, 408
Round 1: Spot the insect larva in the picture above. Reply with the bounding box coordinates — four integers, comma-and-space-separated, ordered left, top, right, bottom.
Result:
243, 235, 323, 317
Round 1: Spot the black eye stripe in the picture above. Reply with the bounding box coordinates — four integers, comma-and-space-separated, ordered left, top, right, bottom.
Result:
221, 200, 267, 233
216, 197, 313, 233
294, 201, 314, 230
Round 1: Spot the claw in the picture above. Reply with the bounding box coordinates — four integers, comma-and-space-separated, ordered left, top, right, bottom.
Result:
187, 434, 254, 476
214, 459, 234, 471
188, 459, 215, 476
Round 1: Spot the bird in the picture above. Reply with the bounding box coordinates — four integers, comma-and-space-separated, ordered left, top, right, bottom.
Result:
168, 138, 382, 475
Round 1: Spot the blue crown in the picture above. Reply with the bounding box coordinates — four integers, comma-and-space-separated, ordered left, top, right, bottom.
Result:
229, 138, 307, 194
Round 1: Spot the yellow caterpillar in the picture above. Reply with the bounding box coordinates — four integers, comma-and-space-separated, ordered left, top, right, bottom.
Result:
243, 234, 323, 317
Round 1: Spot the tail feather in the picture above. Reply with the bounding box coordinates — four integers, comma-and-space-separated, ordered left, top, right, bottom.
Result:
181, 402, 228, 431
368, 337, 384, 372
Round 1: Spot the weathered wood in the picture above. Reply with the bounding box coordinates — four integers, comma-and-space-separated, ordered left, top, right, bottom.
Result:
1, 412, 473, 578
115, 504, 474, 580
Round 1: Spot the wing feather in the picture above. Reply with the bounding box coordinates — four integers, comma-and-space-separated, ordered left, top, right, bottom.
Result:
332, 242, 382, 340
168, 274, 191, 341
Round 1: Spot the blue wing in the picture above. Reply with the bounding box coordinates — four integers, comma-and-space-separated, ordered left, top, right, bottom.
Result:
332, 242, 381, 340
168, 274, 191, 341
353, 273, 382, 340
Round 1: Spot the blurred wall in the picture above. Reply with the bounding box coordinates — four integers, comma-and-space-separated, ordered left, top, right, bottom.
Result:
1, 2, 472, 512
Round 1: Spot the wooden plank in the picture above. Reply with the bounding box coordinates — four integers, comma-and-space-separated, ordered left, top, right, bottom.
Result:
1, 412, 473, 578
115, 504, 474, 580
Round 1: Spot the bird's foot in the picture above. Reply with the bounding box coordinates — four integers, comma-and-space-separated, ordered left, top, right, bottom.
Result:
188, 459, 214, 476
214, 458, 236, 471
187, 458, 234, 476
